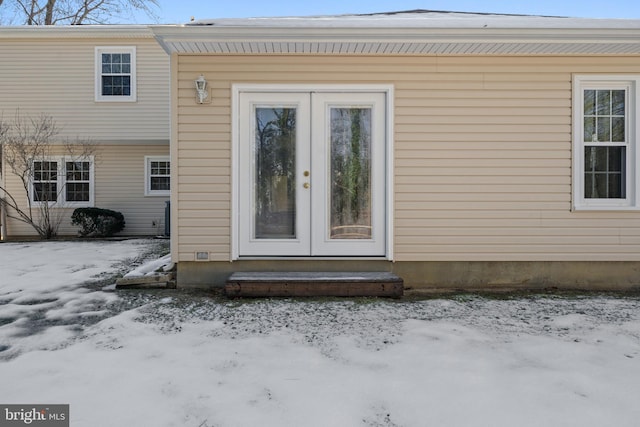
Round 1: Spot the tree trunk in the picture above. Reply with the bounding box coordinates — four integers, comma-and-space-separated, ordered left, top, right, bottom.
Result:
45, 0, 55, 25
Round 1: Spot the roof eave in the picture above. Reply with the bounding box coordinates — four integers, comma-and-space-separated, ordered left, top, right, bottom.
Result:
151, 25, 640, 55
0, 25, 154, 39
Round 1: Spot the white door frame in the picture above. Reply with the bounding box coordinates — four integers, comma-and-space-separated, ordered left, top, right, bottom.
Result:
231, 84, 394, 260
310, 92, 387, 256
238, 92, 312, 256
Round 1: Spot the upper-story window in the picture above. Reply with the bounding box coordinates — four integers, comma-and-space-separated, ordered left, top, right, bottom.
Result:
95, 46, 136, 102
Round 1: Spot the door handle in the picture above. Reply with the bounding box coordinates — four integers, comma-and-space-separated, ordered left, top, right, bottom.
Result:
303, 182, 310, 189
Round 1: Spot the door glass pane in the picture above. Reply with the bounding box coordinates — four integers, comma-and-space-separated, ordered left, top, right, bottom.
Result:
254, 107, 296, 239
329, 107, 372, 239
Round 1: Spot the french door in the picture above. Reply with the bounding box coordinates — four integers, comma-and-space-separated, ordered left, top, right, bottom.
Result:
238, 91, 386, 257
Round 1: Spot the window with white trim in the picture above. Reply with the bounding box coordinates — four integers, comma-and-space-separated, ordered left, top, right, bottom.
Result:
573, 75, 639, 210
31, 157, 94, 206
65, 160, 92, 202
95, 46, 136, 102
33, 160, 58, 203
145, 156, 170, 196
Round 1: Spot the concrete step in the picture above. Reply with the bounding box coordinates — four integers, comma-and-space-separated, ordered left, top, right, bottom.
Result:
115, 272, 177, 289
225, 272, 403, 298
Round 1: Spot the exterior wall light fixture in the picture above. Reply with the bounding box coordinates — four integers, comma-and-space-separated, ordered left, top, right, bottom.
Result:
195, 74, 208, 104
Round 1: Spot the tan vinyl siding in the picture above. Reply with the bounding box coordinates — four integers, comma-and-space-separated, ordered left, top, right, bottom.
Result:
174, 54, 640, 262
0, 37, 168, 141
3, 144, 168, 237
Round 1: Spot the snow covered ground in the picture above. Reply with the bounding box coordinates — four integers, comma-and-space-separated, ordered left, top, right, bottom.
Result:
1, 239, 640, 427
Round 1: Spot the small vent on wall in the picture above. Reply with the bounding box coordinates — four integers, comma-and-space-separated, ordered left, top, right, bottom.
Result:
196, 251, 209, 261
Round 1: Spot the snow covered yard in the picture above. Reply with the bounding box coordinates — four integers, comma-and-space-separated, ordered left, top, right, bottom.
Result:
1, 240, 640, 427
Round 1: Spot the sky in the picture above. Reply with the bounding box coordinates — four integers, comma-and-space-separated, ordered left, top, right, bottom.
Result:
138, 0, 640, 24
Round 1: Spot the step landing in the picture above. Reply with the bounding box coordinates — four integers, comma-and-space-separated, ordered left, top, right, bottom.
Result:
225, 272, 403, 298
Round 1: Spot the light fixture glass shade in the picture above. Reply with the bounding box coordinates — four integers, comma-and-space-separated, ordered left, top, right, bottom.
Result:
195, 74, 208, 103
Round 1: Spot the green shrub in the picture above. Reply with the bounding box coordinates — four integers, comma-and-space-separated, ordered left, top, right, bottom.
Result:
71, 207, 125, 237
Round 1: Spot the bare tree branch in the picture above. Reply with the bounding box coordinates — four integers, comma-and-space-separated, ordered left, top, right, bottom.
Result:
0, 110, 96, 239
70, 0, 107, 25
13, 0, 44, 25
2, 0, 158, 25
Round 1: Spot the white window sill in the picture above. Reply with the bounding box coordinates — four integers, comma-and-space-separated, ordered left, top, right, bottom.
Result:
95, 96, 137, 103
573, 204, 639, 212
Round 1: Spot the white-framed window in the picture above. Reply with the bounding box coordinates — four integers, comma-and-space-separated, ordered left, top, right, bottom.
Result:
573, 75, 640, 210
31, 157, 94, 207
32, 160, 58, 203
95, 46, 136, 102
145, 156, 170, 196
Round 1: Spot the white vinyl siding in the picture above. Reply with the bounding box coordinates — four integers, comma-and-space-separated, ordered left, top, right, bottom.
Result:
0, 35, 168, 141
3, 144, 169, 237
573, 75, 640, 210
0, 29, 170, 238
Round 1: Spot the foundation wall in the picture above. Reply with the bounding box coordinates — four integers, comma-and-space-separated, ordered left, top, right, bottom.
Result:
177, 260, 640, 292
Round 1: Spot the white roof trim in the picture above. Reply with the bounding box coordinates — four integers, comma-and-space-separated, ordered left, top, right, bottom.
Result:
151, 11, 640, 55
152, 27, 640, 55
0, 25, 154, 39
